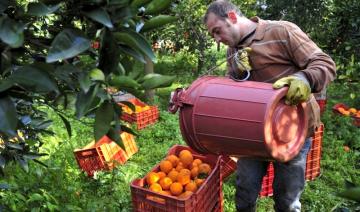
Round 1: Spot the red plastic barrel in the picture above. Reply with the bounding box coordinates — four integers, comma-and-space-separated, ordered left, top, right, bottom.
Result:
169, 76, 308, 162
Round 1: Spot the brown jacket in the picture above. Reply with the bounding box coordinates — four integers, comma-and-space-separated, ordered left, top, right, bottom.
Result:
227, 17, 336, 136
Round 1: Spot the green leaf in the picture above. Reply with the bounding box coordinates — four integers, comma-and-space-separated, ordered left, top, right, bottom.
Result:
23, 153, 48, 160
140, 15, 177, 32
10, 66, 59, 94
337, 187, 360, 202
0, 79, 14, 92
0, 96, 17, 136
108, 0, 130, 6
107, 128, 125, 150
121, 124, 138, 136
27, 2, 61, 16
141, 73, 175, 89
130, 0, 151, 9
119, 45, 145, 63
84, 8, 114, 28
28, 193, 44, 202
6, 142, 23, 150
58, 113, 72, 138
119, 100, 135, 112
89, 68, 105, 81
145, 0, 172, 15
0, 16, 25, 48
75, 85, 99, 119
94, 101, 114, 141
46, 29, 91, 63
78, 72, 92, 93
0, 1, 10, 13
17, 158, 29, 173
114, 30, 156, 63
109, 75, 141, 89
99, 29, 120, 75
0, 155, 5, 169
30, 119, 52, 130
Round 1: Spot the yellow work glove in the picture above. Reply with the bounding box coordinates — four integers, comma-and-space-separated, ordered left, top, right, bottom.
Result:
273, 74, 311, 105
234, 47, 252, 74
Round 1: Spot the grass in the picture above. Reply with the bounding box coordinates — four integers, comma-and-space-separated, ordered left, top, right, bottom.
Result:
1, 75, 359, 211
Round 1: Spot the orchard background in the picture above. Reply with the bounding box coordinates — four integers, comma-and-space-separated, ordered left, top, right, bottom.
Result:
0, 0, 359, 211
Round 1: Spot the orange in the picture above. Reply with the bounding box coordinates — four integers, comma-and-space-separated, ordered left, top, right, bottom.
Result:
168, 170, 179, 182
159, 190, 171, 196
149, 183, 162, 192
175, 162, 185, 172
170, 182, 183, 196
342, 110, 351, 116
185, 181, 198, 192
179, 150, 193, 167
167, 154, 180, 167
193, 158, 202, 166
190, 166, 199, 179
344, 146, 350, 152
195, 178, 204, 187
160, 160, 173, 174
178, 191, 193, 199
177, 172, 191, 185
179, 168, 191, 176
349, 108, 357, 114
157, 171, 167, 179
198, 163, 211, 175
146, 172, 160, 185
159, 177, 173, 190
338, 107, 345, 113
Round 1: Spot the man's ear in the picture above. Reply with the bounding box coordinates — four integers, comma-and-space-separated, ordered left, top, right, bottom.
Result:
227, 11, 237, 23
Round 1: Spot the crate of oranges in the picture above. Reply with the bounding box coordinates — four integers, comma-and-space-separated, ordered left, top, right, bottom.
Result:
333, 103, 360, 127
119, 98, 159, 130
131, 145, 222, 212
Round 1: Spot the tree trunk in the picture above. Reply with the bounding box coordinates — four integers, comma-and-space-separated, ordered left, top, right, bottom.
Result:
144, 56, 155, 103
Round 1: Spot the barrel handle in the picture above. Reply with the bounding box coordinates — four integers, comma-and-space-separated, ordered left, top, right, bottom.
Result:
168, 88, 185, 114
230, 69, 251, 82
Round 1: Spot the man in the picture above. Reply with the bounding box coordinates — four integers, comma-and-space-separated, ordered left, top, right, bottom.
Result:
204, 0, 336, 211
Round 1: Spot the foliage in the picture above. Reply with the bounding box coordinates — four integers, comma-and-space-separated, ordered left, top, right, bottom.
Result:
0, 0, 177, 173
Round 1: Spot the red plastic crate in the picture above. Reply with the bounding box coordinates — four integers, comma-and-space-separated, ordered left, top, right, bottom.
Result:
259, 123, 324, 197
74, 132, 137, 177
131, 145, 223, 212
220, 156, 237, 181
259, 163, 274, 197
314, 89, 327, 115
333, 103, 360, 127
120, 98, 159, 130
305, 123, 324, 180
316, 99, 327, 115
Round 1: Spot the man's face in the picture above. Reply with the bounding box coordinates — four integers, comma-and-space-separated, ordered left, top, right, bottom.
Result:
205, 12, 239, 47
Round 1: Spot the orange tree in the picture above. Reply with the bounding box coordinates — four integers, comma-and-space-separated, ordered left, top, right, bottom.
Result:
0, 0, 177, 174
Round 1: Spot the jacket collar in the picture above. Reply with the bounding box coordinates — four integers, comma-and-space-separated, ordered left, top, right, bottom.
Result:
237, 16, 266, 48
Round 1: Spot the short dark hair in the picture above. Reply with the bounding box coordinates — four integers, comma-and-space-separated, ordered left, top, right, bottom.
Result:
203, 0, 243, 23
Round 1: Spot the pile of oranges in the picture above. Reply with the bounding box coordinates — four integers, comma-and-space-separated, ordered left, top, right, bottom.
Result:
145, 149, 212, 199
336, 106, 360, 118
122, 105, 150, 114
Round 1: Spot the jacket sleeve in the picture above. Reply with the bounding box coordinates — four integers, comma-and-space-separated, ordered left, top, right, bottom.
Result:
283, 22, 336, 93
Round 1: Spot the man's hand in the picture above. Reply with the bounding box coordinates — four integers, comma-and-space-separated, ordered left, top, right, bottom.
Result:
273, 75, 311, 105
